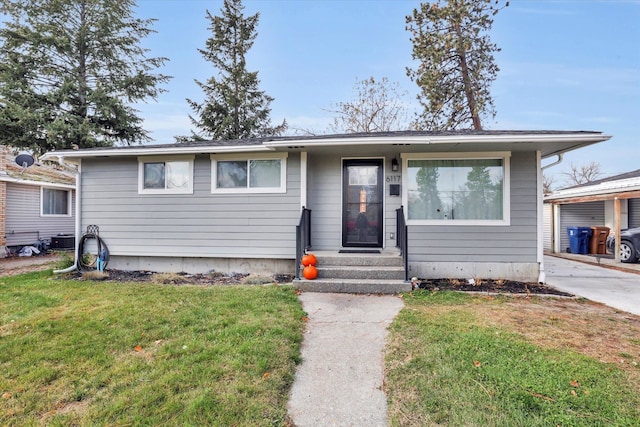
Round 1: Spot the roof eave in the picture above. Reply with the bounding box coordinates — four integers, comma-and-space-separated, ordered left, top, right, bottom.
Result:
41, 144, 273, 162
0, 174, 75, 189
264, 132, 611, 151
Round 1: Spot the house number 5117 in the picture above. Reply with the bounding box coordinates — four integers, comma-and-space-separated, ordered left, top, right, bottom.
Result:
386, 175, 401, 183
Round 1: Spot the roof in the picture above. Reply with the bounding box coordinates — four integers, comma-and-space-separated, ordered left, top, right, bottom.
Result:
0, 147, 75, 188
561, 169, 640, 190
40, 130, 611, 162
545, 168, 640, 203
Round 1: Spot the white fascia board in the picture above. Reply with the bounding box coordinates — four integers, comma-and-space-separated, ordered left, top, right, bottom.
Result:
546, 179, 640, 200
263, 132, 611, 148
41, 144, 272, 162
0, 175, 75, 189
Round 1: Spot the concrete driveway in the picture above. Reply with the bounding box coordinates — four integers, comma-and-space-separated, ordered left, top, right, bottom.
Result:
544, 255, 640, 316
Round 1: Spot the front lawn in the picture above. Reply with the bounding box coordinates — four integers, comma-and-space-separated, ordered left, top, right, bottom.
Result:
0, 271, 305, 426
385, 291, 640, 426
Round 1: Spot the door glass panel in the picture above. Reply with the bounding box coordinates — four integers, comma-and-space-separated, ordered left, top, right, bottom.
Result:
344, 165, 381, 246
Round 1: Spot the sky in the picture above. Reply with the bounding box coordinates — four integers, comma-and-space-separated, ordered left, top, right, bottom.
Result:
134, 0, 640, 188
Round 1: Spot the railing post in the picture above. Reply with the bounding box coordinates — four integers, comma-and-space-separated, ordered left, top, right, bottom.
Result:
295, 207, 311, 280
396, 206, 409, 282
295, 224, 301, 279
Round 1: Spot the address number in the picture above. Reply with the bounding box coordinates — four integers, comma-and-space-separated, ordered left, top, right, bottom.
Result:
386, 175, 401, 183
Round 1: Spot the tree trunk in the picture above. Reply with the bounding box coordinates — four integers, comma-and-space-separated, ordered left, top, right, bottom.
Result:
455, 23, 482, 130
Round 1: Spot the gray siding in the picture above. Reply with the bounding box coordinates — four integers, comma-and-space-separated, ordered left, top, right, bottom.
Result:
80, 154, 301, 259
307, 151, 539, 263
629, 198, 640, 229
5, 182, 75, 246
307, 154, 342, 250
408, 151, 538, 263
558, 201, 604, 252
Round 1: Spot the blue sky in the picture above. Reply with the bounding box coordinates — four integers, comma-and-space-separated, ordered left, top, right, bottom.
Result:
135, 0, 640, 187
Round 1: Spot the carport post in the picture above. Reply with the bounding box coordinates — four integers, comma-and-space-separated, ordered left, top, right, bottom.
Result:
614, 197, 621, 262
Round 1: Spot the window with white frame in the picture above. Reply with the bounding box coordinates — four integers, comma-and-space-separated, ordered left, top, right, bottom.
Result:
41, 188, 70, 216
138, 156, 194, 194
404, 153, 510, 225
211, 153, 287, 193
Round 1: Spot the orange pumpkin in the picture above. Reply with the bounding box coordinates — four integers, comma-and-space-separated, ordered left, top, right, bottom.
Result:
301, 253, 317, 267
303, 265, 318, 280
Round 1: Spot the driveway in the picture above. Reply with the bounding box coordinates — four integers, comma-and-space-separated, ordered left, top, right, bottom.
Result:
544, 255, 640, 316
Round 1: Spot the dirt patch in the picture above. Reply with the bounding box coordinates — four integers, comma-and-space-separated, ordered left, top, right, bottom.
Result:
416, 278, 574, 297
73, 269, 295, 286
0, 254, 63, 277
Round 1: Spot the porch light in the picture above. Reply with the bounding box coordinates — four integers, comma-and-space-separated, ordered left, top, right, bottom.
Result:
391, 157, 399, 172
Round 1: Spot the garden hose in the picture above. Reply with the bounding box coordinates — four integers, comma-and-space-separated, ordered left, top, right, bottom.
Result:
77, 230, 110, 272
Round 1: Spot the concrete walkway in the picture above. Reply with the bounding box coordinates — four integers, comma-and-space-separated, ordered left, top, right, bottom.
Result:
288, 293, 404, 427
545, 255, 640, 316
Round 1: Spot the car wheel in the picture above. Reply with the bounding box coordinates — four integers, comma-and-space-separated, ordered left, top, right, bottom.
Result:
619, 240, 638, 263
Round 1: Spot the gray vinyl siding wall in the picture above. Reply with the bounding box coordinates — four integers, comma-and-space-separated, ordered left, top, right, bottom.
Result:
307, 151, 539, 262
629, 198, 640, 229
558, 201, 604, 252
80, 154, 301, 259
407, 151, 538, 263
5, 182, 75, 246
307, 154, 342, 250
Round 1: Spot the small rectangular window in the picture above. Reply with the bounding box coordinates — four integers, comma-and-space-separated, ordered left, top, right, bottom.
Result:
138, 156, 194, 194
212, 154, 287, 193
42, 188, 70, 216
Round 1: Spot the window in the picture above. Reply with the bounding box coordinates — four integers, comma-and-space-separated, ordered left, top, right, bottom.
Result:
138, 156, 194, 194
211, 153, 287, 193
41, 188, 70, 216
404, 152, 510, 225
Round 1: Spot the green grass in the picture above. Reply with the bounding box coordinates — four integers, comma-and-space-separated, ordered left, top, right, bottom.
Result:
385, 291, 640, 427
0, 271, 305, 426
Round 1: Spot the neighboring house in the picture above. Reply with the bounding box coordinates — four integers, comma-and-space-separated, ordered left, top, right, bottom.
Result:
544, 169, 640, 254
41, 130, 610, 283
0, 146, 76, 257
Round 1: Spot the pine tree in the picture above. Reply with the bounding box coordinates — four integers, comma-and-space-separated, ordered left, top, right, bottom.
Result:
185, 0, 285, 141
406, 0, 507, 131
0, 0, 170, 154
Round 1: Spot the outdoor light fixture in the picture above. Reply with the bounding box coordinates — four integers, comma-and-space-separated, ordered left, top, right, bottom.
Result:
391, 157, 399, 172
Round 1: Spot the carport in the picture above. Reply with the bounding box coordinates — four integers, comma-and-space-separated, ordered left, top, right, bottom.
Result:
545, 170, 640, 262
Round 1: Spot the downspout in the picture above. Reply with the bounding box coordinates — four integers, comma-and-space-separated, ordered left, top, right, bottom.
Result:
53, 156, 80, 274
541, 153, 563, 171
536, 151, 545, 284
538, 152, 564, 283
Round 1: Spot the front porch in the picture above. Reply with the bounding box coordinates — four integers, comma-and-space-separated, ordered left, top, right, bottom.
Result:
293, 249, 412, 294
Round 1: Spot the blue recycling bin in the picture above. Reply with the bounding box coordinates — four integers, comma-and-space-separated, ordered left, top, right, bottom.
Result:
567, 226, 592, 254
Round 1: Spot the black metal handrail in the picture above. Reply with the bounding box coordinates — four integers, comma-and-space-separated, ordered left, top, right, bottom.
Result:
396, 206, 409, 281
295, 207, 312, 279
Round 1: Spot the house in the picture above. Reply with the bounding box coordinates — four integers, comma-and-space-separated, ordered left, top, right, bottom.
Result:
0, 146, 76, 257
544, 169, 640, 255
41, 130, 610, 284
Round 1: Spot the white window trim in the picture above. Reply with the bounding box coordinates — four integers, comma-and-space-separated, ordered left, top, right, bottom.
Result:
41, 186, 72, 217
211, 152, 288, 194
401, 151, 511, 226
138, 155, 195, 195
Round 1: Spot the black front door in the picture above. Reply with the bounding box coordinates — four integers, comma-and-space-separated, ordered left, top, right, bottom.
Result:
342, 159, 384, 247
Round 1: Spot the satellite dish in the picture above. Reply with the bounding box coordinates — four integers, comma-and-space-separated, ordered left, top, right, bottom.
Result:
15, 153, 35, 168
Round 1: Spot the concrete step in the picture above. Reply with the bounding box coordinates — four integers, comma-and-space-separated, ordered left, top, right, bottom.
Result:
316, 254, 403, 267
294, 278, 412, 294
318, 265, 405, 280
